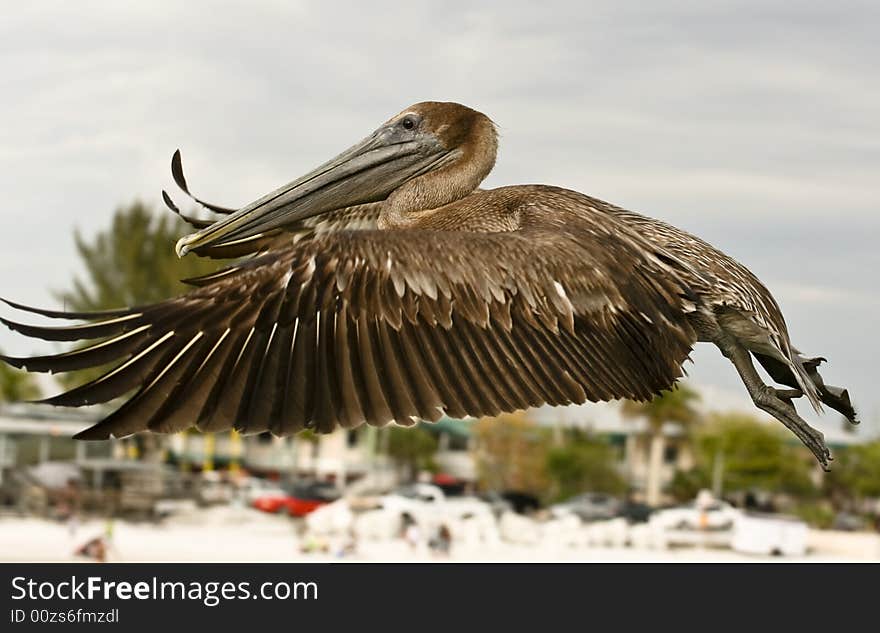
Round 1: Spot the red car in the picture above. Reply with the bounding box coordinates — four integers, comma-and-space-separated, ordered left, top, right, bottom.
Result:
252, 481, 341, 517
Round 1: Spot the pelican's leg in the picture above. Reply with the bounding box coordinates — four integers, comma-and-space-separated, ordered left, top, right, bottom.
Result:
716, 337, 831, 470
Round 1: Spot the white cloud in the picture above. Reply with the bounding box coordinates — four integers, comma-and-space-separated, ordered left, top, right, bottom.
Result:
771, 282, 880, 307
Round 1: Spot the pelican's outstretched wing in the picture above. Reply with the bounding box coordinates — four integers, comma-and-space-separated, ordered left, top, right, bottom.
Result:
1, 224, 696, 439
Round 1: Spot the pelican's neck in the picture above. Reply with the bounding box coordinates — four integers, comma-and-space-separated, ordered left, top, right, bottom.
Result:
380, 124, 498, 229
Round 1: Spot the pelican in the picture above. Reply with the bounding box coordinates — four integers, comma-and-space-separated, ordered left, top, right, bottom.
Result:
0, 102, 856, 468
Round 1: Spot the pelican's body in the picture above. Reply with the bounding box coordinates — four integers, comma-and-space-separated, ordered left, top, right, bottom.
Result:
1, 102, 856, 467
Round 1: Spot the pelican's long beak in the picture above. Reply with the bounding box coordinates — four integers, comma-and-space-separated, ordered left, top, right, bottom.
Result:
175, 126, 454, 257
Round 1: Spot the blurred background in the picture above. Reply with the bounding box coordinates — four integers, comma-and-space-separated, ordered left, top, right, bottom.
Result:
0, 1, 878, 561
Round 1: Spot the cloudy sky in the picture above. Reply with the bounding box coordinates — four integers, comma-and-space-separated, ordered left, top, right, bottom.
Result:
1, 1, 878, 437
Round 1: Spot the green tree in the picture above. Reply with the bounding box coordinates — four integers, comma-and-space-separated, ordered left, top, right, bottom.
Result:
0, 351, 42, 402
545, 433, 626, 501
668, 467, 711, 502
55, 201, 221, 389
824, 441, 880, 509
386, 425, 438, 482
473, 413, 551, 498
621, 385, 702, 505
691, 413, 816, 498
58, 201, 218, 311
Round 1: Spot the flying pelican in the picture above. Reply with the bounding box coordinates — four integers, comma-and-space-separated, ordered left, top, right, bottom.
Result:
0, 102, 856, 468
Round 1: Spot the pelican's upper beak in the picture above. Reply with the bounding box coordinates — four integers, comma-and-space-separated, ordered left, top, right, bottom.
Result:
175, 122, 455, 256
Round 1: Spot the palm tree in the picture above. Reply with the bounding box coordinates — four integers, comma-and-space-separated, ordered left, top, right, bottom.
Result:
621, 385, 701, 506
55, 201, 221, 389
52, 201, 222, 463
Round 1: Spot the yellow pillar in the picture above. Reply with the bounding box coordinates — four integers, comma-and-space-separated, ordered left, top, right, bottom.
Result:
229, 430, 242, 475
203, 433, 214, 472
179, 431, 190, 472
126, 438, 139, 460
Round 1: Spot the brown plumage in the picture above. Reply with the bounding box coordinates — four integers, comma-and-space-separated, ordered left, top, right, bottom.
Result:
0, 101, 855, 468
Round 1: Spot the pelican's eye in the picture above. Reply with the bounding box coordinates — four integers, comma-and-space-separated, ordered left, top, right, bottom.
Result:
401, 117, 416, 130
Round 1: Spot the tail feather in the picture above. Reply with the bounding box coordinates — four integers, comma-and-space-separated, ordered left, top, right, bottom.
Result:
789, 353, 824, 415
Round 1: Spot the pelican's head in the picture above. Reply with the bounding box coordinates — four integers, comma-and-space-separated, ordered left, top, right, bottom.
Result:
384, 101, 497, 170
175, 101, 497, 256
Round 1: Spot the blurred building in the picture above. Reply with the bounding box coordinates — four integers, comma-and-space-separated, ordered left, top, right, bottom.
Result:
166, 419, 476, 487
0, 397, 866, 506
0, 405, 114, 484
0, 404, 474, 493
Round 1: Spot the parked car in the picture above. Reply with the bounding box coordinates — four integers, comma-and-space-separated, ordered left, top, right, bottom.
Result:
371, 484, 497, 530
197, 471, 233, 506
239, 476, 286, 504
731, 513, 808, 556
831, 512, 868, 532
252, 480, 341, 517
478, 491, 515, 518
550, 493, 621, 522
499, 491, 541, 515
616, 500, 654, 524
392, 483, 445, 504
650, 500, 741, 531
